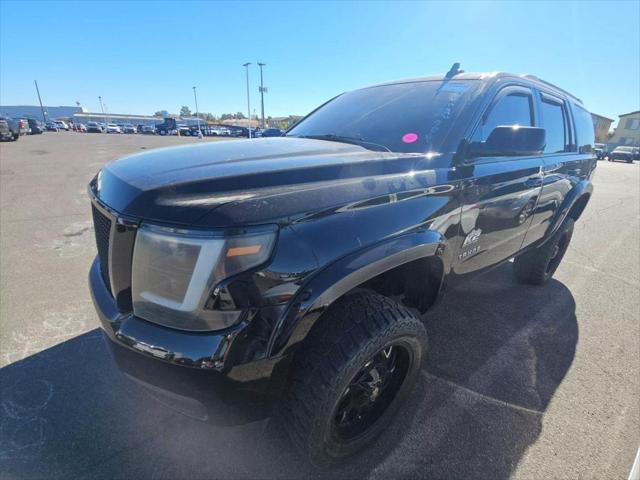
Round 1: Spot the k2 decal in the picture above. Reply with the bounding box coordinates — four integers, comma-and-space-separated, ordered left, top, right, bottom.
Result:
459, 228, 482, 260
462, 228, 482, 247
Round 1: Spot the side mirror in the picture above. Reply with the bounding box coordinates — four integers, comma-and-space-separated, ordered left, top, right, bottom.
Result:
467, 126, 546, 158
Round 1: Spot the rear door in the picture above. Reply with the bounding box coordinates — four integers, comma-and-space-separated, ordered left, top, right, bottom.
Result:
522, 91, 594, 248
454, 84, 544, 275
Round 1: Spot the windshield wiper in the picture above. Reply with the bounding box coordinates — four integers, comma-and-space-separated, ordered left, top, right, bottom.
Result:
294, 134, 391, 153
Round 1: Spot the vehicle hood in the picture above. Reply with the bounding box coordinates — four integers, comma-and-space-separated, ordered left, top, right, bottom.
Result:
94, 137, 436, 227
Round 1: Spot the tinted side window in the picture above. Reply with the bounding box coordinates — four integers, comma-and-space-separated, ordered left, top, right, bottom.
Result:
479, 92, 533, 140
572, 104, 595, 153
540, 96, 568, 153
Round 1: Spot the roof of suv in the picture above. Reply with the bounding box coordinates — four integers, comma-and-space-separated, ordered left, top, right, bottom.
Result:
368, 71, 583, 105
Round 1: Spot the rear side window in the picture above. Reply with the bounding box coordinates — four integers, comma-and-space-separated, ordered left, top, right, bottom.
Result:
572, 104, 595, 153
477, 90, 533, 140
540, 94, 570, 153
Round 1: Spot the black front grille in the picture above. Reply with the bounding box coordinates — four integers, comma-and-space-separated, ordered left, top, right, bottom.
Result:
92, 204, 112, 294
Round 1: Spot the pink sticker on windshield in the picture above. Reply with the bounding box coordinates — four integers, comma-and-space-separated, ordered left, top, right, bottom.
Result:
402, 133, 418, 144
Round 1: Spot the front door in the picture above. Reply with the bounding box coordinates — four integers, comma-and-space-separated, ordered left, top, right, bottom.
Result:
454, 85, 544, 276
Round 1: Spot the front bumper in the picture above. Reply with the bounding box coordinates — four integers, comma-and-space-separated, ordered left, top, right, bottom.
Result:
89, 258, 291, 408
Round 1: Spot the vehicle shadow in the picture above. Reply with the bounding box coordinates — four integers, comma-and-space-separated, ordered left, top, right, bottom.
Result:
0, 263, 577, 479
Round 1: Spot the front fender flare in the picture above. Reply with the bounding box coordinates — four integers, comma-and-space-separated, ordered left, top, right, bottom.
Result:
267, 230, 447, 357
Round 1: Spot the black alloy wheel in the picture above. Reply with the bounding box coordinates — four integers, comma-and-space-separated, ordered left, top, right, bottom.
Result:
332, 344, 410, 442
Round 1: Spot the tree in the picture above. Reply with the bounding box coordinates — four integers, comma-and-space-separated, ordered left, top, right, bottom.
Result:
235, 111, 246, 119
180, 106, 192, 117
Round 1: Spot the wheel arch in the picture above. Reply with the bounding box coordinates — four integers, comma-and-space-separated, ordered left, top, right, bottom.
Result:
267, 230, 449, 358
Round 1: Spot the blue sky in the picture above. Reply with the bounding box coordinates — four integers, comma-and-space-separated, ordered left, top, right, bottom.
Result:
1, 1, 638, 125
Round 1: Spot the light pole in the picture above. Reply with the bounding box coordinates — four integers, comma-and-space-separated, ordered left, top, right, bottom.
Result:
98, 96, 107, 133
243, 62, 252, 138
34, 80, 47, 123
192, 86, 202, 137
257, 62, 266, 128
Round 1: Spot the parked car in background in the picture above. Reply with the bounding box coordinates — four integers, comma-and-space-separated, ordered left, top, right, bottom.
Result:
177, 124, 191, 136
86, 122, 103, 133
186, 125, 204, 136
122, 124, 137, 134
16, 118, 29, 135
0, 116, 21, 140
55, 120, 69, 131
141, 125, 156, 135
261, 128, 284, 137
226, 125, 259, 137
0, 117, 15, 141
594, 143, 607, 159
106, 123, 122, 134
76, 123, 87, 132
225, 125, 246, 137
45, 122, 59, 132
155, 117, 177, 136
136, 124, 145, 133
206, 126, 230, 136
608, 146, 636, 163
27, 118, 45, 134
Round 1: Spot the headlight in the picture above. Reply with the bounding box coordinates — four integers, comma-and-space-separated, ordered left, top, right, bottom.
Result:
131, 224, 276, 331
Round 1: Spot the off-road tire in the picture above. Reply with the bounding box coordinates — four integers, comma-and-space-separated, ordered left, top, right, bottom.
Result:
513, 217, 574, 285
279, 290, 427, 467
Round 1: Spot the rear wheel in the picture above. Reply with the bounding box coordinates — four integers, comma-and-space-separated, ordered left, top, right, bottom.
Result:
280, 291, 427, 467
513, 218, 574, 285
12, 133, 19, 141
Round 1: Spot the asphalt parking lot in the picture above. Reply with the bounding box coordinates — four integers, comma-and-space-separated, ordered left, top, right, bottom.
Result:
1, 132, 638, 479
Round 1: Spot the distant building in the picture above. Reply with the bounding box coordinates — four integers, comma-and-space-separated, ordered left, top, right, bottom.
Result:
72, 112, 162, 126
220, 118, 259, 128
0, 105, 85, 122
270, 115, 303, 129
591, 113, 614, 144
609, 111, 640, 147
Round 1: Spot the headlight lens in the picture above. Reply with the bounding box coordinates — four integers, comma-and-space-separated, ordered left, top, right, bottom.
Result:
131, 224, 276, 331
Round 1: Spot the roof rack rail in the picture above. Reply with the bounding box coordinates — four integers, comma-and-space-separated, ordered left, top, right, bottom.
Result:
522, 74, 582, 104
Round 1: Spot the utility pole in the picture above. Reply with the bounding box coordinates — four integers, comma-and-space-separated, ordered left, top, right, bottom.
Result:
257, 62, 266, 128
34, 80, 47, 123
192, 86, 202, 137
98, 96, 107, 133
243, 62, 252, 138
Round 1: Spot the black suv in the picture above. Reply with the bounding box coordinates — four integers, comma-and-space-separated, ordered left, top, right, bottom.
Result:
88, 66, 595, 466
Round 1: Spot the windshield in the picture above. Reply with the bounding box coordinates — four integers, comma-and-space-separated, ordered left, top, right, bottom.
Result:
616, 146, 635, 152
287, 80, 477, 153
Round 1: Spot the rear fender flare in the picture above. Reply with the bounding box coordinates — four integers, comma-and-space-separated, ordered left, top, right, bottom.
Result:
267, 230, 448, 357
546, 180, 593, 239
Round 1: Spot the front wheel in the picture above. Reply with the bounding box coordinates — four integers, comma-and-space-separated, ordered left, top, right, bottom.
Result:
280, 291, 427, 467
513, 218, 574, 285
